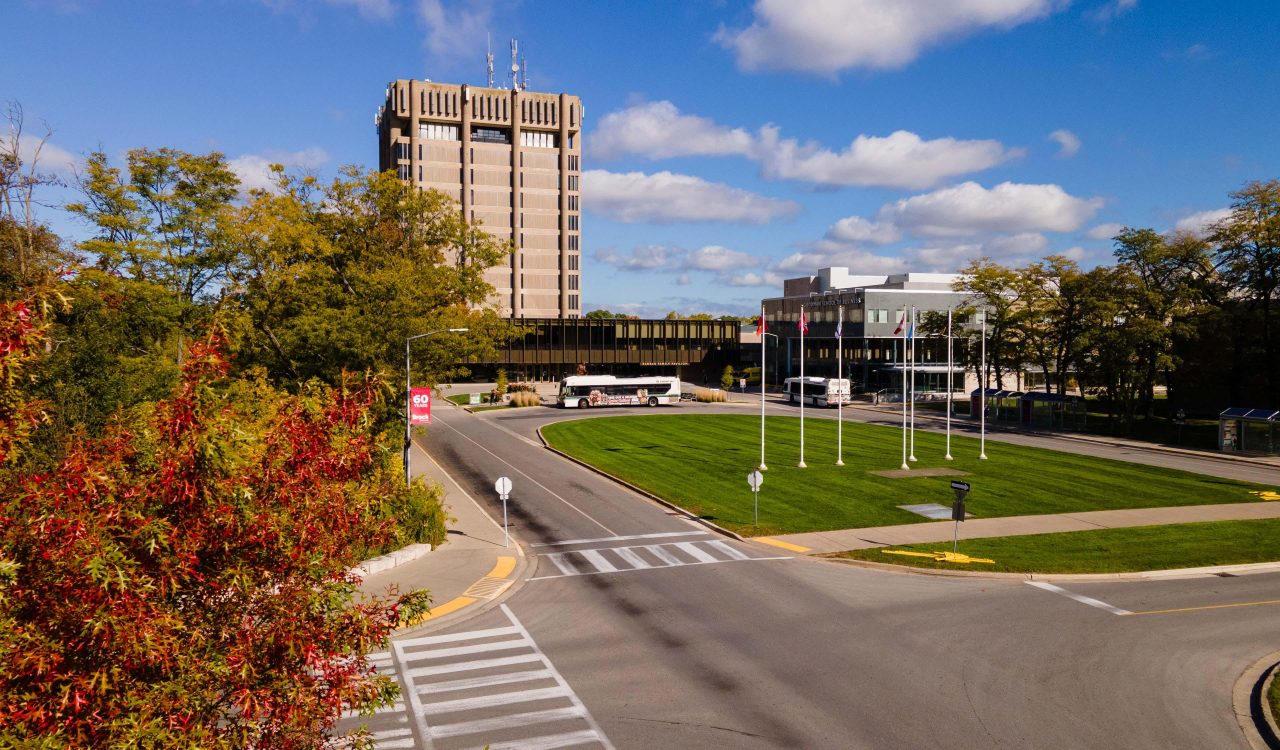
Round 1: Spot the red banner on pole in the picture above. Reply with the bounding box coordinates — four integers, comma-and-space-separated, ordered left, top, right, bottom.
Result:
409, 387, 432, 425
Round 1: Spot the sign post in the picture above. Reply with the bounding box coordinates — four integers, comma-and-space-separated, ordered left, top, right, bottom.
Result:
950, 480, 970, 553
495, 476, 512, 547
747, 470, 764, 527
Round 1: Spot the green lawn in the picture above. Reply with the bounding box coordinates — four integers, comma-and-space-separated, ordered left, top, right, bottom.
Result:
445, 394, 472, 405
829, 519, 1280, 573
541, 413, 1272, 537
1271, 667, 1280, 729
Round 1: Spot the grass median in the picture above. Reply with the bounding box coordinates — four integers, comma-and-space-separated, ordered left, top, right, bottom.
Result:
827, 519, 1280, 573
541, 413, 1273, 537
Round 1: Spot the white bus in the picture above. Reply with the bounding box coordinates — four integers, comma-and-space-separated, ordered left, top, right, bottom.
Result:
558, 375, 682, 408
783, 376, 851, 407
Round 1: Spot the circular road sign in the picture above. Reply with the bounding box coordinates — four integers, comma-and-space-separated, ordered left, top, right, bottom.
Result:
747, 470, 764, 491
495, 476, 513, 497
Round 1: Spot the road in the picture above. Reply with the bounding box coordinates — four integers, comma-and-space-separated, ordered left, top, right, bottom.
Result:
357, 400, 1280, 749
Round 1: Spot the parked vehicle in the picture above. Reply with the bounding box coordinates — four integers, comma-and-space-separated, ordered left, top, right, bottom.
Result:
782, 377, 851, 407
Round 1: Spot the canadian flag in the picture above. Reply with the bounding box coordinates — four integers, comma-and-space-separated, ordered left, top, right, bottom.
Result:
798, 308, 808, 335
756, 315, 767, 335
893, 309, 907, 336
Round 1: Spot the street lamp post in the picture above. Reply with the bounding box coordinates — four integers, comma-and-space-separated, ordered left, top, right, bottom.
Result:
405, 327, 469, 486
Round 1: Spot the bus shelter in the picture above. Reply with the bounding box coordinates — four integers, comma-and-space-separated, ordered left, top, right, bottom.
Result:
970, 388, 1023, 424
1020, 392, 1087, 431
1218, 408, 1280, 455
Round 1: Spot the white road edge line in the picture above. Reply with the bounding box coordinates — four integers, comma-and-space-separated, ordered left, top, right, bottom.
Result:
1026, 581, 1133, 616
431, 414, 617, 536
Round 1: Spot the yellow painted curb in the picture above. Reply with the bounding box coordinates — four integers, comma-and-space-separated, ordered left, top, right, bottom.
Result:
755, 537, 811, 553
401, 555, 518, 628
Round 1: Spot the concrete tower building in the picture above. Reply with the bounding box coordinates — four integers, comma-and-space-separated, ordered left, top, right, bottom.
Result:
376, 78, 583, 318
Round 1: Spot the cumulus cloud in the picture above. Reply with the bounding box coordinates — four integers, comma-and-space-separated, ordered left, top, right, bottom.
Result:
876, 181, 1104, 237
590, 101, 1017, 188
1048, 129, 1081, 158
591, 101, 754, 161
1085, 222, 1125, 240
755, 127, 1019, 190
228, 147, 329, 194
594, 244, 676, 271
824, 216, 902, 245
715, 0, 1066, 74
1088, 0, 1137, 24
686, 245, 757, 271
583, 169, 799, 224
1174, 207, 1231, 236
327, 0, 394, 20
775, 248, 906, 275
418, 0, 498, 59
725, 271, 787, 287
10, 133, 79, 176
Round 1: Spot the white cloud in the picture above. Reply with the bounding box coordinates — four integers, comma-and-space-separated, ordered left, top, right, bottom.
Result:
591, 101, 754, 161
1058, 246, 1089, 262
11, 133, 79, 176
984, 232, 1050, 256
726, 271, 787, 287
1048, 129, 1081, 158
1085, 222, 1125, 240
418, 0, 497, 59
594, 244, 676, 271
1089, 0, 1137, 24
686, 245, 757, 271
824, 216, 901, 245
877, 181, 1104, 237
676, 274, 690, 286
583, 169, 799, 224
1174, 207, 1231, 236
229, 147, 329, 194
326, 0, 394, 20
754, 127, 1019, 190
775, 248, 906, 275
590, 100, 1017, 189
715, 0, 1066, 74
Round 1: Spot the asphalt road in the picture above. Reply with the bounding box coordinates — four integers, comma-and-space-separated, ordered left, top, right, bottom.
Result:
388, 400, 1279, 749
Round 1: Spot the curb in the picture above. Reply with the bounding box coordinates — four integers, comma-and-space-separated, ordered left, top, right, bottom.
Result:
1234, 650, 1280, 750
819, 555, 1280, 581
397, 550, 530, 634
535, 422, 745, 542
350, 543, 433, 578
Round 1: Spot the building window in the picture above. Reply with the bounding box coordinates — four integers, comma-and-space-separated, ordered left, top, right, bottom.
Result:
869, 309, 889, 324
569, 294, 578, 309
568, 215, 578, 231
568, 254, 578, 270
569, 274, 579, 291
568, 195, 578, 211
397, 165, 410, 181
420, 123, 459, 141
471, 126, 511, 144
568, 134, 575, 149
520, 131, 557, 148
569, 234, 578, 251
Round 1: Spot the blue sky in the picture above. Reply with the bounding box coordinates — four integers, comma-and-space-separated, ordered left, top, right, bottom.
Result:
5, 0, 1278, 317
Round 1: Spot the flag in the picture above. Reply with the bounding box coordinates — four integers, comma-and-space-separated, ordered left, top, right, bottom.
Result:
799, 308, 808, 335
907, 311, 915, 341
893, 309, 906, 336
756, 315, 767, 335
835, 320, 842, 339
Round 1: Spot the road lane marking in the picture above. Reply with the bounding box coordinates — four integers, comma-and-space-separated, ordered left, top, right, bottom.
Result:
529, 539, 791, 580
431, 415, 617, 535
532, 530, 709, 547
755, 537, 812, 553
1127, 598, 1280, 616
1026, 581, 1133, 615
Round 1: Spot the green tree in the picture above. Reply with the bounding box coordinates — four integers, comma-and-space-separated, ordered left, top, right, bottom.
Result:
688, 312, 714, 321
955, 258, 1032, 389
225, 167, 513, 407
584, 308, 622, 319
720, 364, 735, 390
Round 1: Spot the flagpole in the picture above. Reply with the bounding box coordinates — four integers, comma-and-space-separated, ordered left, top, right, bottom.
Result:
759, 304, 767, 471
908, 305, 916, 463
900, 305, 909, 471
980, 313, 988, 460
836, 305, 844, 466
945, 307, 953, 461
799, 305, 807, 468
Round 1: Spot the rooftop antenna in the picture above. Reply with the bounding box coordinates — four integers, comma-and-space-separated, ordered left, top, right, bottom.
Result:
486, 33, 494, 88
520, 51, 527, 91
509, 38, 520, 90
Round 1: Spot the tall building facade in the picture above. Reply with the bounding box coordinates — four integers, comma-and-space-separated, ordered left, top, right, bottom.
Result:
377, 79, 582, 318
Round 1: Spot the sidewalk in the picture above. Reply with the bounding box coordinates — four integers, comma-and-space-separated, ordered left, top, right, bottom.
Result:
357, 408, 525, 630
761, 500, 1280, 554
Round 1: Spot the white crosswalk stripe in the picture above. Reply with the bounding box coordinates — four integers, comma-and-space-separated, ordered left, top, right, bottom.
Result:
529, 539, 789, 580
336, 605, 612, 749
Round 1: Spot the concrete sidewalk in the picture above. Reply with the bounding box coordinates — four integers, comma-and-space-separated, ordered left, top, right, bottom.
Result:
357, 404, 525, 631
760, 500, 1280, 554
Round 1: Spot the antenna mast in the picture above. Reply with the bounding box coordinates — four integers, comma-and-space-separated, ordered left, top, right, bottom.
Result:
486, 34, 494, 87
509, 39, 521, 90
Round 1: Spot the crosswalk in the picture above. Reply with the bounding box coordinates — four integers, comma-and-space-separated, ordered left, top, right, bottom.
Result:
532, 538, 790, 580
338, 605, 612, 749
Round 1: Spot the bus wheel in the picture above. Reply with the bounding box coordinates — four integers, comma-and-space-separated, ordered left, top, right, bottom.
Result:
648, 396, 658, 407
577, 399, 589, 409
